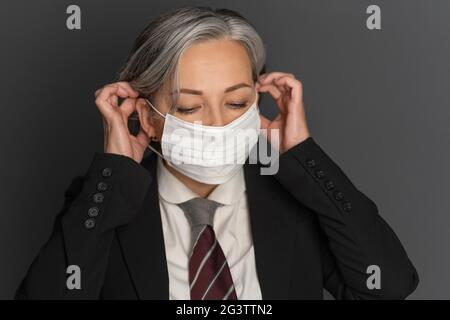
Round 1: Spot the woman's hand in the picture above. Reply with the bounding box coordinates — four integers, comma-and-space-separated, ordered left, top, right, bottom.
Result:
256, 72, 311, 154
94, 81, 151, 163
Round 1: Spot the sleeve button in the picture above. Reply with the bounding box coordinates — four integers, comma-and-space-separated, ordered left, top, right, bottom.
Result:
333, 190, 344, 201
324, 180, 335, 190
102, 167, 112, 177
97, 181, 108, 192
306, 159, 316, 168
88, 206, 99, 217
342, 201, 352, 212
84, 218, 96, 229
93, 192, 104, 203
315, 169, 325, 179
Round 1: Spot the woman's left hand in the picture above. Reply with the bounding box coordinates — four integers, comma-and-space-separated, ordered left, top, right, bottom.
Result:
256, 72, 311, 154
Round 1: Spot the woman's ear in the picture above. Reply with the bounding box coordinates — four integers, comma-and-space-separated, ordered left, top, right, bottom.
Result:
136, 98, 159, 141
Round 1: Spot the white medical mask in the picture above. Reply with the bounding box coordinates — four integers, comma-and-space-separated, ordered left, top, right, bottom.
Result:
145, 94, 261, 184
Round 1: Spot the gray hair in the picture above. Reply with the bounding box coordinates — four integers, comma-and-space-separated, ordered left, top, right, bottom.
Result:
116, 6, 266, 111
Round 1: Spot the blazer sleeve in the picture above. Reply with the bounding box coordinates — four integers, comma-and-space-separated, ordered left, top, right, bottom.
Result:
273, 137, 419, 299
15, 152, 152, 299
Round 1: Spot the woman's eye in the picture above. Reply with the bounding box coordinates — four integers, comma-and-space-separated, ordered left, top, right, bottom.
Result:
175, 106, 199, 114
227, 102, 247, 109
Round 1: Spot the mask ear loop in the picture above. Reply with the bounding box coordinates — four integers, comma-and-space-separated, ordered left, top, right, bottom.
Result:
144, 98, 166, 119
143, 98, 166, 159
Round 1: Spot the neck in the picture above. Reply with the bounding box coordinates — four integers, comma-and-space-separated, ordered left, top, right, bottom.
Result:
162, 160, 218, 198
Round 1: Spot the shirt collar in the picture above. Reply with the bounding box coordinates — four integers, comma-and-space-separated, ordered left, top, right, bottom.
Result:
156, 157, 246, 205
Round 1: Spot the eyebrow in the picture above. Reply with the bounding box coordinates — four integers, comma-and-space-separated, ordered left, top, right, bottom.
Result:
169, 82, 252, 95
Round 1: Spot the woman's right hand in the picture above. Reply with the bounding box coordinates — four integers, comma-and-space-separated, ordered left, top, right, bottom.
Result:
94, 82, 151, 163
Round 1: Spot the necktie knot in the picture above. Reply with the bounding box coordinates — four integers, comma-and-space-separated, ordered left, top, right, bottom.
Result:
178, 197, 224, 228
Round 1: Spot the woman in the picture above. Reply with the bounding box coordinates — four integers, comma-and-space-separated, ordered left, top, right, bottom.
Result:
16, 6, 418, 300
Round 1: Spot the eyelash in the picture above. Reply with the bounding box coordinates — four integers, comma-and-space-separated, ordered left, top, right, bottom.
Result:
175, 102, 248, 114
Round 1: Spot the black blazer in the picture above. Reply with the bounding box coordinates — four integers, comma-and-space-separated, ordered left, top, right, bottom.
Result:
15, 137, 419, 299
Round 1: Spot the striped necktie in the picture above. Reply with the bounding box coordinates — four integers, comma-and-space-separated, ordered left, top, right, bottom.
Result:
177, 197, 238, 300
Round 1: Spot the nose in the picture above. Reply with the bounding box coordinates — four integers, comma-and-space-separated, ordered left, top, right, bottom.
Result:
204, 105, 227, 127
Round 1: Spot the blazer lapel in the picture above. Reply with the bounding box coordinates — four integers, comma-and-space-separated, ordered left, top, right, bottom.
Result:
116, 152, 169, 299
244, 160, 298, 299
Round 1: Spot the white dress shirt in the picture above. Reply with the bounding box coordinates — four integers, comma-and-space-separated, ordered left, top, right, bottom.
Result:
156, 157, 262, 300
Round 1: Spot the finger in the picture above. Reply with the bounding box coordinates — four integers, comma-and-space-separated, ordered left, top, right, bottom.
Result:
95, 83, 120, 96
273, 76, 296, 95
120, 97, 137, 118
95, 85, 122, 116
257, 83, 287, 114
115, 81, 140, 98
258, 72, 295, 85
96, 83, 133, 102
258, 75, 287, 96
257, 83, 282, 100
119, 98, 138, 126
259, 72, 295, 97
98, 83, 130, 100
109, 92, 119, 108
274, 77, 303, 113
272, 78, 288, 96
97, 84, 131, 111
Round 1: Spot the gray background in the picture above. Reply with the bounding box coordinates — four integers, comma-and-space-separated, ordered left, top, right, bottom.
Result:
1, 0, 448, 299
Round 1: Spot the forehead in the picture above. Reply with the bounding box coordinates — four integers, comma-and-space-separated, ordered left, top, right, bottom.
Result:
178, 39, 253, 87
